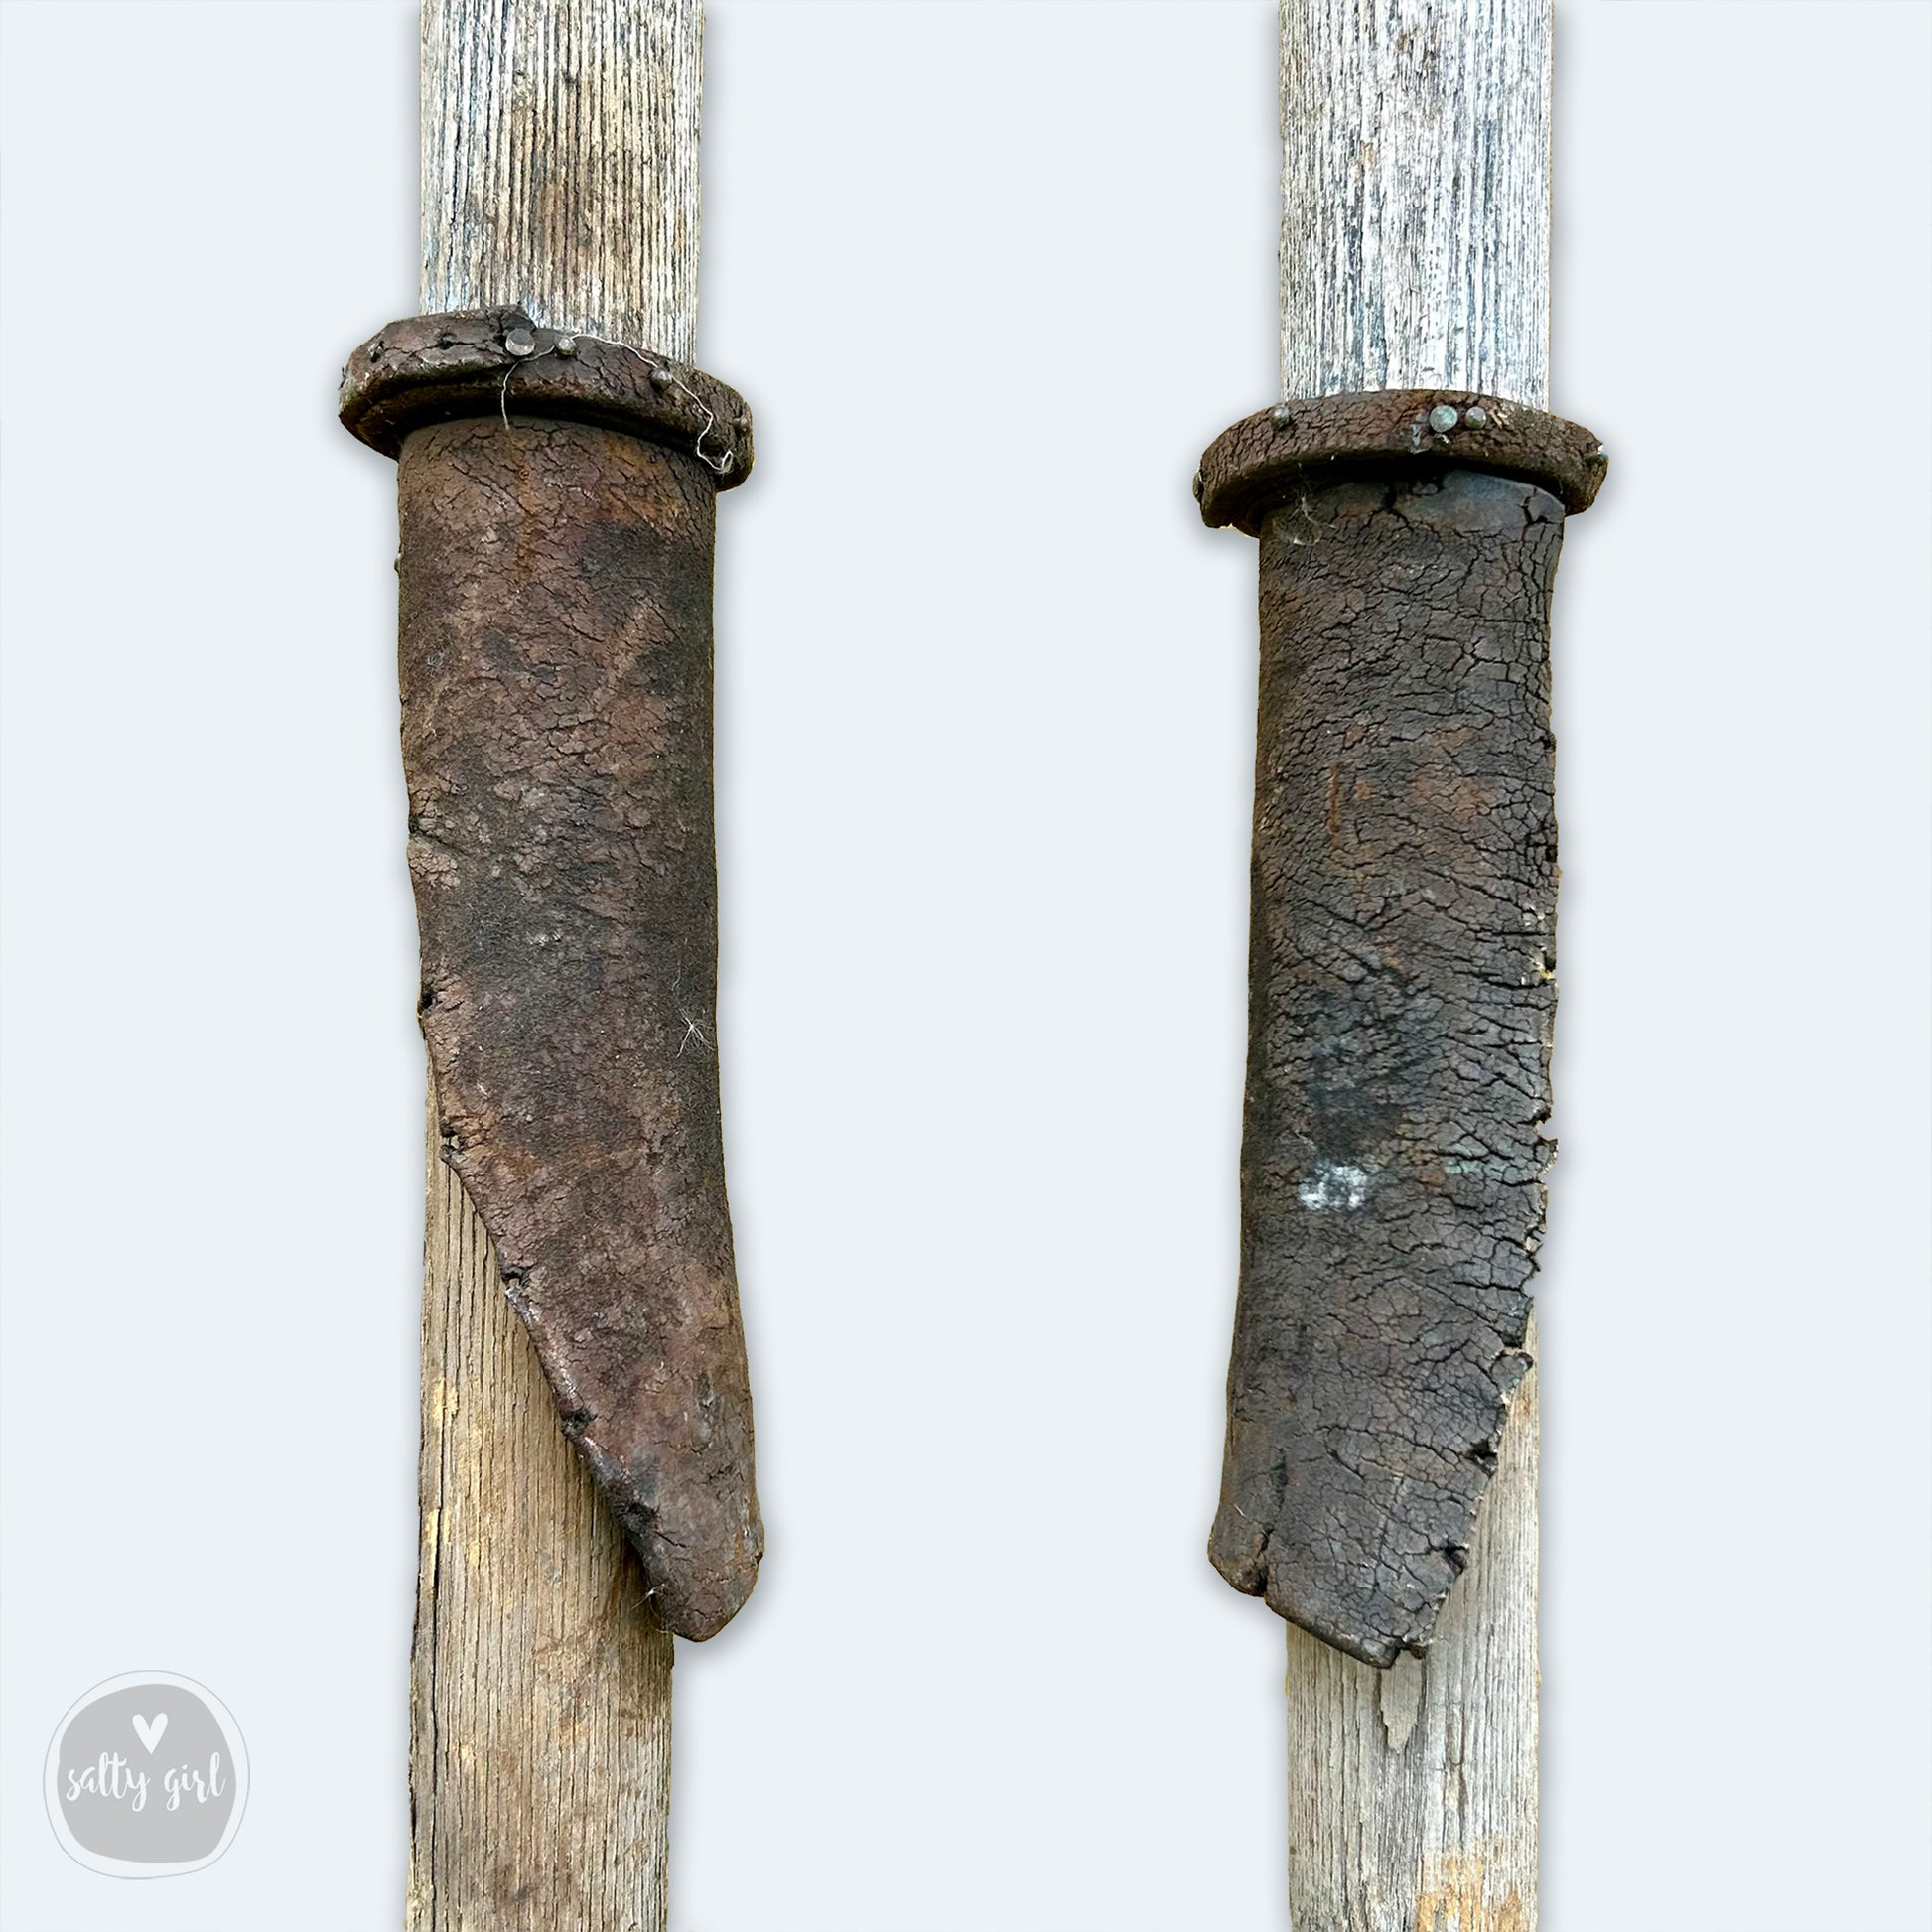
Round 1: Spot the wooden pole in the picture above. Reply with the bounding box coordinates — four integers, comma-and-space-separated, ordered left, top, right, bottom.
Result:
1279, 0, 1549, 407
1277, 3, 1549, 1928
408, 4, 700, 1925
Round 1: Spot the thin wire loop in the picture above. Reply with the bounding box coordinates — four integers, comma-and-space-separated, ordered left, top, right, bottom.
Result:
497, 332, 736, 476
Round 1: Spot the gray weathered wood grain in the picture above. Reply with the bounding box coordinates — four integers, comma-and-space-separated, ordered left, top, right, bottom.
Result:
1280, 0, 1550, 407
408, 4, 699, 1924
422, 0, 701, 360
1278, 3, 1548, 1925
410, 1107, 673, 1931
1286, 1321, 1538, 1930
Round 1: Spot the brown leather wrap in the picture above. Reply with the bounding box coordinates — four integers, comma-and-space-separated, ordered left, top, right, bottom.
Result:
344, 312, 759, 1640
1200, 393, 1601, 1666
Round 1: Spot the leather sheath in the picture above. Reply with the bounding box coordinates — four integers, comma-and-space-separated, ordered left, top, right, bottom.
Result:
343, 310, 759, 1640
1198, 391, 1603, 1666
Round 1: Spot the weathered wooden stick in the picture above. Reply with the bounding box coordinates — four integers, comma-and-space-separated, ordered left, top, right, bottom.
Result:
1275, 3, 1549, 1924
422, 0, 701, 362
1284, 1318, 1537, 1931
395, 3, 728, 1923
411, 1106, 672, 1929
1278, 0, 1549, 408
1196, 3, 1582, 1925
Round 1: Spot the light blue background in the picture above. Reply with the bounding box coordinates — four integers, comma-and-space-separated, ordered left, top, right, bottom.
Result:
3, 4, 1927, 1927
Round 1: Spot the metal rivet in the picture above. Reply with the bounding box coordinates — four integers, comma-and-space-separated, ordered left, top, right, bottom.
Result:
649, 365, 675, 389
367, 343, 384, 363
503, 326, 538, 357
1463, 405, 1488, 429
1270, 404, 1293, 431
1429, 403, 1460, 434
555, 335, 578, 357
1191, 471, 1205, 501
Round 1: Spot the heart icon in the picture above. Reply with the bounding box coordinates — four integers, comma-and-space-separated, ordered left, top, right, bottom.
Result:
131, 1712, 169, 1754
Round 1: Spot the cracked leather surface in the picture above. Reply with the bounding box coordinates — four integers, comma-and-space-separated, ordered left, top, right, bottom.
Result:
397, 412, 759, 1640
1206, 466, 1566, 1666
